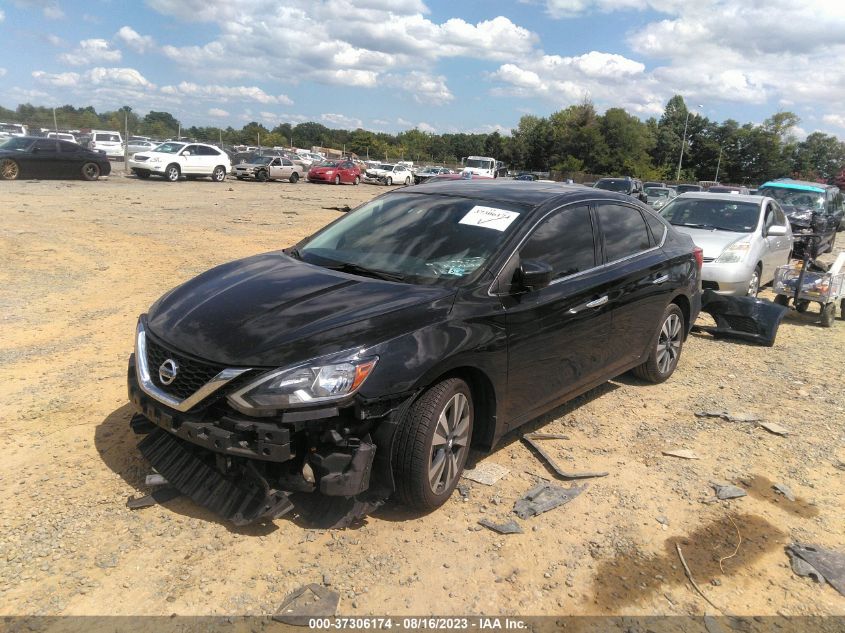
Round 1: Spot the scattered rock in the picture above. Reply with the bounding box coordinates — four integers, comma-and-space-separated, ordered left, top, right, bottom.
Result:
759, 422, 790, 436
773, 483, 796, 502
710, 482, 747, 500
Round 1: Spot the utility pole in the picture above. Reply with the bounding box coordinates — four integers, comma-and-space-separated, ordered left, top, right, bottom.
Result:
714, 146, 723, 183
676, 104, 703, 182
177, 122, 181, 141
123, 110, 129, 167
219, 129, 222, 146
52, 107, 58, 136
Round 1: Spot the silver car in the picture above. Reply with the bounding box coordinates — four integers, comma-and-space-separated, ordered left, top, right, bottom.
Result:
645, 186, 676, 210
659, 193, 793, 296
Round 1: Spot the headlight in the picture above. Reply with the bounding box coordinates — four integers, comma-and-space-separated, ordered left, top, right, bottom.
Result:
715, 239, 751, 264
228, 353, 378, 411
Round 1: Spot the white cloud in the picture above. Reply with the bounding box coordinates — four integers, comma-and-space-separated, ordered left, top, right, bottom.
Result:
321, 113, 364, 129
45, 34, 64, 46
0, 9, 4, 22
417, 122, 436, 133
208, 108, 229, 118
32, 70, 81, 87
823, 114, 845, 129
33, 67, 154, 89
160, 81, 293, 105
0, 68, 6, 77
59, 39, 122, 66
116, 26, 155, 53
12, 1, 65, 19
385, 72, 454, 105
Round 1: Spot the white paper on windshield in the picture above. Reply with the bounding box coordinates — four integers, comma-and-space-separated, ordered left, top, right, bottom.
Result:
459, 206, 519, 231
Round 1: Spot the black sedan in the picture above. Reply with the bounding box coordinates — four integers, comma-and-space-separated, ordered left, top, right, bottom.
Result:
127, 180, 702, 526
0, 136, 111, 181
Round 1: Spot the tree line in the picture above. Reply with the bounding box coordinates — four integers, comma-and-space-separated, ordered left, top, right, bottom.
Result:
3, 96, 844, 186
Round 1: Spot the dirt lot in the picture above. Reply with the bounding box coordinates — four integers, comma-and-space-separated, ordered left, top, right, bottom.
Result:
1, 169, 844, 618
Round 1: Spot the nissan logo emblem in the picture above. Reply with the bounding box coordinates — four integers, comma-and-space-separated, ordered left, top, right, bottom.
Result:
159, 359, 179, 385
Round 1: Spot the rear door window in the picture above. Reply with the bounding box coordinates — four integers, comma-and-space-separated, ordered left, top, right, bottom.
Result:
596, 204, 651, 262
519, 205, 596, 279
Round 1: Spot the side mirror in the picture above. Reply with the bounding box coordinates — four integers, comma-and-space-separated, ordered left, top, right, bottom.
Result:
515, 260, 553, 292
767, 225, 787, 237
182, 151, 191, 156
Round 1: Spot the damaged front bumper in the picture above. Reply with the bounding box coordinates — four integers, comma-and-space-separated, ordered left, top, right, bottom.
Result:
128, 356, 407, 524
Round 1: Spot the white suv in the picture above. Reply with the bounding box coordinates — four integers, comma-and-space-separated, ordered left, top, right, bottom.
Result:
88, 130, 124, 158
128, 141, 232, 182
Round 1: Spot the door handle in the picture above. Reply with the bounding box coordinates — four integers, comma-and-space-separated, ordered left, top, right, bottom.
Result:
567, 295, 608, 314
652, 274, 669, 285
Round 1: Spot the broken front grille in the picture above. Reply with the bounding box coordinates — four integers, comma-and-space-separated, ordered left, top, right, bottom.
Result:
145, 334, 224, 400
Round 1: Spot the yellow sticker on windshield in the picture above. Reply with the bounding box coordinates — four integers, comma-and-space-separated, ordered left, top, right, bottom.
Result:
459, 206, 520, 231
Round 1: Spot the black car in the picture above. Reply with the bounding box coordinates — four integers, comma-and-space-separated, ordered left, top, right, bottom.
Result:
757, 179, 844, 257
0, 136, 111, 181
593, 177, 648, 203
127, 181, 701, 526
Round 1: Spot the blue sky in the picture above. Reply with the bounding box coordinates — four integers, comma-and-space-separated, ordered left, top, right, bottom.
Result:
2, 0, 845, 138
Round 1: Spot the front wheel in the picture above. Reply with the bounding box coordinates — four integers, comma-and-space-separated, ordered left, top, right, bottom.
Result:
747, 266, 761, 297
289, 171, 299, 183
256, 169, 268, 182
392, 378, 473, 511
211, 166, 226, 182
405, 177, 411, 185
385, 176, 393, 186
1, 159, 20, 180
820, 302, 836, 327
165, 164, 180, 182
81, 162, 100, 181
353, 176, 360, 185
632, 303, 685, 384
333, 175, 341, 185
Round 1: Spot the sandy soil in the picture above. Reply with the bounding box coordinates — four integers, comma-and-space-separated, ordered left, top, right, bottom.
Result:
1, 168, 843, 618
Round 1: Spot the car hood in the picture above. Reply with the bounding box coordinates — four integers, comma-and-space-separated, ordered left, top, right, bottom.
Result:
145, 252, 455, 367
669, 226, 749, 259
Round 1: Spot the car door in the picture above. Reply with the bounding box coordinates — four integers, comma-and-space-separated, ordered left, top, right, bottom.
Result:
26, 139, 62, 177
277, 158, 294, 180
761, 201, 791, 280
594, 202, 674, 372
57, 140, 85, 177
179, 145, 202, 174
503, 203, 612, 426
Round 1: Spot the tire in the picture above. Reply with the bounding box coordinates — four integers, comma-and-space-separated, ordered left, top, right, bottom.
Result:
820, 302, 836, 327
404, 177, 411, 185
135, 170, 151, 179
353, 176, 360, 185
80, 162, 100, 181
840, 299, 845, 320
774, 294, 789, 307
333, 175, 341, 185
289, 171, 299, 183
392, 378, 474, 511
747, 265, 761, 297
256, 169, 268, 182
1, 159, 20, 180
795, 300, 810, 313
165, 164, 180, 182
236, 176, 245, 181
386, 176, 393, 186
211, 166, 226, 182
632, 303, 685, 384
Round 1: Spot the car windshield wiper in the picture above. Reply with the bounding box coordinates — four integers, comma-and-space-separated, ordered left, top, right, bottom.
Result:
284, 246, 302, 260
324, 261, 406, 282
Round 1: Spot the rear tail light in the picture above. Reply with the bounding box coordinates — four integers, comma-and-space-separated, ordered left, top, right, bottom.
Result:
693, 246, 704, 271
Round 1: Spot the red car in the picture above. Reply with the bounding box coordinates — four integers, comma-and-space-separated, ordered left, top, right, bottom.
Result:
307, 160, 361, 185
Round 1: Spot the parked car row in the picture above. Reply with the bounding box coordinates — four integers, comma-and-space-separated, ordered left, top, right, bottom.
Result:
0, 135, 112, 180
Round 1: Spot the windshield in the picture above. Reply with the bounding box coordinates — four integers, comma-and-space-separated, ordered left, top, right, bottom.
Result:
379, 164, 394, 170
300, 192, 526, 284
594, 179, 630, 192
0, 137, 34, 151
465, 158, 493, 169
154, 142, 186, 154
645, 187, 671, 198
676, 184, 702, 194
660, 198, 760, 233
758, 186, 824, 212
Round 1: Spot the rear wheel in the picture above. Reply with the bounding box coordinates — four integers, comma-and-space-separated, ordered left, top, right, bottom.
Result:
820, 302, 836, 327
392, 378, 473, 511
165, 164, 180, 182
333, 175, 341, 185
632, 303, 685, 384
405, 176, 411, 185
1, 159, 20, 180
289, 171, 299, 183
840, 299, 845, 320
211, 165, 226, 182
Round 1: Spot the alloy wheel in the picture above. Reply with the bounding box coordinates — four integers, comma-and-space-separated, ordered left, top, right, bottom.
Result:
656, 313, 682, 375
747, 269, 760, 296
1, 159, 19, 180
428, 393, 471, 494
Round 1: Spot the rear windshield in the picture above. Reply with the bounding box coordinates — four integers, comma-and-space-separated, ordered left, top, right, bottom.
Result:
95, 133, 120, 142
595, 179, 630, 192
645, 187, 671, 197
660, 198, 760, 233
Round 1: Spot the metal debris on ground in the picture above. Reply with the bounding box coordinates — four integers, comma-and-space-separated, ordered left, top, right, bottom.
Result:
693, 289, 788, 347
144, 473, 168, 486
662, 449, 701, 460
694, 410, 762, 423
273, 583, 340, 625
786, 543, 845, 596
710, 483, 747, 500
524, 432, 571, 440
513, 482, 587, 519
694, 410, 728, 419
759, 421, 790, 436
522, 434, 608, 479
478, 518, 524, 534
462, 462, 510, 486
773, 483, 796, 502
456, 482, 471, 499
126, 486, 182, 510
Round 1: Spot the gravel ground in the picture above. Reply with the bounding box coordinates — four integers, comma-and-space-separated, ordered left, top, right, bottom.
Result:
0, 170, 843, 617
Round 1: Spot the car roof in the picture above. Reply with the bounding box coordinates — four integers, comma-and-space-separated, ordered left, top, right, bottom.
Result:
759, 179, 835, 193
676, 192, 765, 204
407, 179, 624, 208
